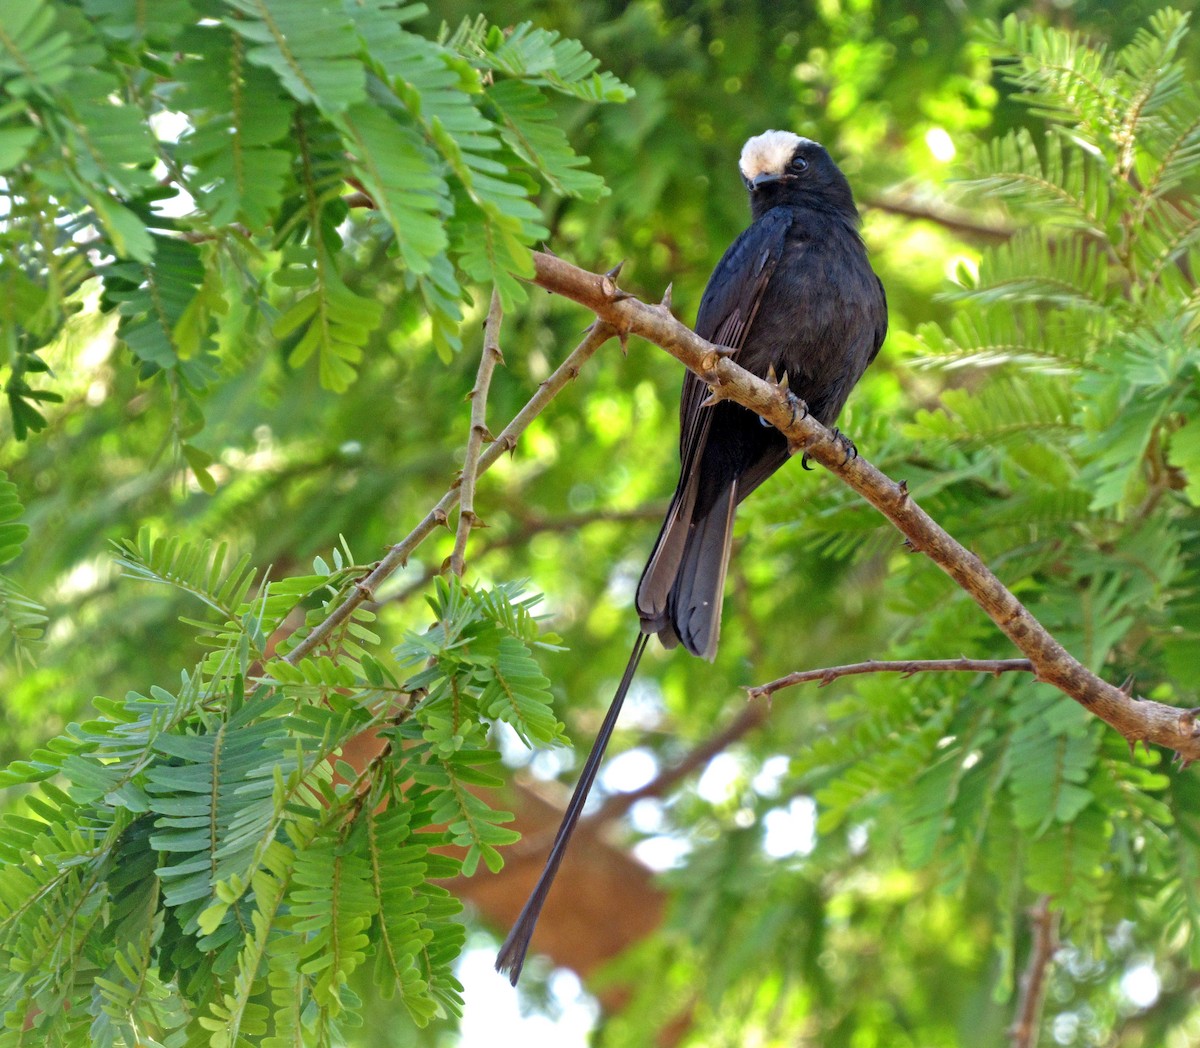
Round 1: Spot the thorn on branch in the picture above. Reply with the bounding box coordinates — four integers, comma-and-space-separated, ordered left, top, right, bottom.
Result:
660, 282, 673, 311
1119, 674, 1136, 696
897, 479, 909, 503
601, 261, 632, 302
433, 507, 449, 527
354, 579, 376, 601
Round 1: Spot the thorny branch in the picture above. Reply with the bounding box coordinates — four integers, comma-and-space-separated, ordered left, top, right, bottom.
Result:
1011, 896, 1060, 1048
749, 658, 1037, 699
284, 321, 615, 665
450, 288, 504, 577
527, 249, 1200, 765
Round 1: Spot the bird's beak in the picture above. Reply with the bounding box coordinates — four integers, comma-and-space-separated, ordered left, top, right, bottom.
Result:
750, 172, 785, 190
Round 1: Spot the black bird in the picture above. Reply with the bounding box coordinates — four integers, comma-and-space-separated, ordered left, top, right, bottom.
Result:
496, 130, 887, 983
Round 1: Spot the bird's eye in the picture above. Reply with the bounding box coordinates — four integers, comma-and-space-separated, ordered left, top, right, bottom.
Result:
791, 155, 809, 172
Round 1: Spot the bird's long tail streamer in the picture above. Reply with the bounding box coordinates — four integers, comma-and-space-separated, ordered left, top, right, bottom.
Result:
495, 631, 650, 984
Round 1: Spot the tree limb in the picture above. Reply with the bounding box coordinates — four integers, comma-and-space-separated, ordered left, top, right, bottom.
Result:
1010, 896, 1059, 1048
749, 658, 1036, 699
284, 321, 615, 664
528, 249, 1200, 763
450, 288, 504, 577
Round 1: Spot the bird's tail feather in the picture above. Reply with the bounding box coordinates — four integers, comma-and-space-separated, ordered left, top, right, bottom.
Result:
495, 631, 650, 985
636, 475, 699, 641
670, 478, 738, 660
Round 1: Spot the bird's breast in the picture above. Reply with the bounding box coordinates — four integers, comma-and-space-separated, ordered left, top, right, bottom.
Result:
738, 214, 882, 425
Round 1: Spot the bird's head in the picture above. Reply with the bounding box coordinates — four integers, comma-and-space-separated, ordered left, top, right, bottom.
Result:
738, 130, 857, 219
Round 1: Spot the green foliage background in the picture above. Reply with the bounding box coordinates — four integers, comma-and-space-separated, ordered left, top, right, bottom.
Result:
2, 0, 1200, 1045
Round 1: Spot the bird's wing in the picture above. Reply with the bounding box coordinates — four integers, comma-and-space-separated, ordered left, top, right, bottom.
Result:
678, 207, 794, 477
868, 274, 888, 365
637, 209, 792, 639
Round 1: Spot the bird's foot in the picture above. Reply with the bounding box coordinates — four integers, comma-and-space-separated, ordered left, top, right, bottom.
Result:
786, 392, 809, 426
767, 366, 809, 442
831, 428, 857, 466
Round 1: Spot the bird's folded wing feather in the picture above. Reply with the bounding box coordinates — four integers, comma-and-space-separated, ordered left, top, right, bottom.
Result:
677, 207, 794, 479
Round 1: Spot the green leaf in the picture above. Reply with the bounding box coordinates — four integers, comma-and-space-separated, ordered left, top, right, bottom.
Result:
0, 124, 39, 171
334, 103, 449, 275
225, 0, 367, 114
0, 0, 75, 98
488, 78, 608, 200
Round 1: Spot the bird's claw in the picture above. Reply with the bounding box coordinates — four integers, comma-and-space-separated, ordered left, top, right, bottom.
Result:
831, 428, 857, 465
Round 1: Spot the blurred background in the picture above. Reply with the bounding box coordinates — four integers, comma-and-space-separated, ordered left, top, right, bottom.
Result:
4, 1, 1200, 1045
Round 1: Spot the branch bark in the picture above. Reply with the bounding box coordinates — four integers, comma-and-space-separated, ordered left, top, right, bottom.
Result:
450, 288, 504, 577
528, 249, 1200, 763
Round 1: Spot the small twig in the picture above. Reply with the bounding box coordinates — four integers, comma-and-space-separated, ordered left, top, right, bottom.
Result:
864, 193, 1015, 242
1010, 896, 1060, 1048
748, 658, 1036, 699
591, 698, 770, 824
507, 696, 771, 861
538, 662, 1028, 830
285, 322, 616, 664
450, 289, 504, 577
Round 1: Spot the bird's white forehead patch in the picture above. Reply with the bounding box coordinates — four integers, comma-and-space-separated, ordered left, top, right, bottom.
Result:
738, 130, 811, 180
